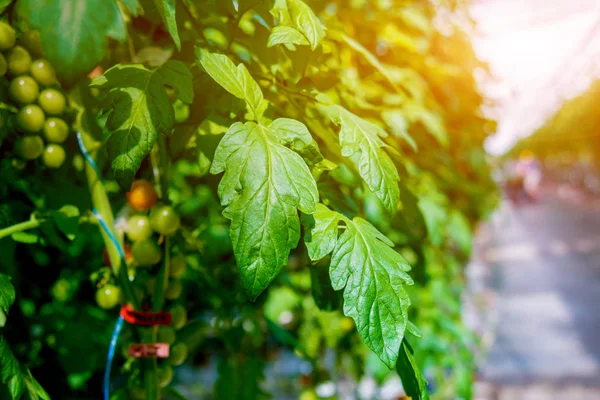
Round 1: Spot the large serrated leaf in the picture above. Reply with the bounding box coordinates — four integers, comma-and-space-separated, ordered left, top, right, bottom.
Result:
195, 48, 264, 120
304, 204, 413, 367
16, 0, 125, 82
210, 120, 319, 299
91, 61, 193, 188
330, 106, 400, 215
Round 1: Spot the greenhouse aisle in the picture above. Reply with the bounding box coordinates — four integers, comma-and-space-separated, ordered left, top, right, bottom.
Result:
471, 188, 600, 399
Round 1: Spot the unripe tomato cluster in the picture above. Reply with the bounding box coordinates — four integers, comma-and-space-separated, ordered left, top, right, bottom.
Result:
94, 179, 189, 391
0, 22, 69, 168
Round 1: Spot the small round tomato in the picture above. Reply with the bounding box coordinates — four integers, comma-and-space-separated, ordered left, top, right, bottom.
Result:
164, 279, 182, 300
10, 76, 39, 104
19, 30, 43, 56
169, 304, 187, 329
17, 104, 45, 132
43, 117, 69, 143
126, 215, 153, 242
157, 365, 173, 388
0, 309, 6, 328
7, 45, 32, 75
131, 238, 162, 266
169, 254, 186, 278
157, 326, 176, 345
96, 284, 121, 310
30, 59, 57, 86
15, 135, 44, 160
150, 205, 180, 236
126, 180, 158, 212
42, 144, 66, 169
51, 279, 71, 302
168, 343, 188, 366
340, 318, 354, 333
0, 54, 7, 77
38, 88, 65, 115
299, 389, 319, 400
0, 22, 16, 50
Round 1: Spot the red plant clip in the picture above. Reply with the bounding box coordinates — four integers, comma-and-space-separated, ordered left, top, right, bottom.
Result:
128, 343, 170, 358
120, 305, 172, 326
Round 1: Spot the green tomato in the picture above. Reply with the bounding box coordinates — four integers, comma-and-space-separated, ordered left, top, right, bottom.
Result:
169, 254, 186, 278
299, 389, 319, 400
96, 284, 121, 310
17, 104, 45, 132
169, 304, 187, 329
131, 238, 162, 266
168, 343, 188, 366
157, 365, 173, 388
0, 54, 7, 77
164, 279, 182, 300
43, 117, 69, 143
42, 144, 66, 169
15, 135, 44, 160
0, 309, 6, 328
20, 31, 43, 57
0, 22, 15, 50
30, 59, 57, 86
126, 215, 153, 242
10, 76, 40, 104
157, 326, 176, 345
38, 89, 65, 115
7, 46, 32, 75
51, 279, 71, 302
150, 205, 180, 236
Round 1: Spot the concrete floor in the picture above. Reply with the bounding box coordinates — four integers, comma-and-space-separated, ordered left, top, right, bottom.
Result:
472, 192, 600, 399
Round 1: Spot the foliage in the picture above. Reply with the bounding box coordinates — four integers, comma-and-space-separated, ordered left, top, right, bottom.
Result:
0, 0, 496, 399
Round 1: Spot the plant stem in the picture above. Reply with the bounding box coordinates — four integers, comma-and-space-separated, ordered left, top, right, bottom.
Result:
80, 132, 140, 310
0, 219, 40, 240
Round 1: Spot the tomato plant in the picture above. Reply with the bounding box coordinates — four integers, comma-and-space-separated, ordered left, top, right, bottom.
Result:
0, 0, 497, 399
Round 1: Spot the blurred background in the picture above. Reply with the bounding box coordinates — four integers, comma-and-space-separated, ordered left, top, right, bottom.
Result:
465, 0, 600, 398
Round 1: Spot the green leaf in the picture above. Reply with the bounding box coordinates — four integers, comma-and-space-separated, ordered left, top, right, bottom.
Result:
120, 0, 142, 16
17, 0, 125, 81
210, 121, 319, 299
448, 210, 472, 256
51, 205, 80, 240
382, 110, 417, 150
152, 0, 181, 50
309, 262, 341, 311
0, 0, 11, 14
304, 204, 413, 367
91, 61, 193, 187
195, 48, 264, 120
286, 0, 325, 50
155, 60, 195, 103
418, 197, 446, 246
0, 336, 50, 400
330, 106, 400, 215
396, 339, 429, 400
0, 274, 15, 314
267, 26, 310, 47
269, 118, 323, 164
341, 33, 398, 90
10, 232, 38, 244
